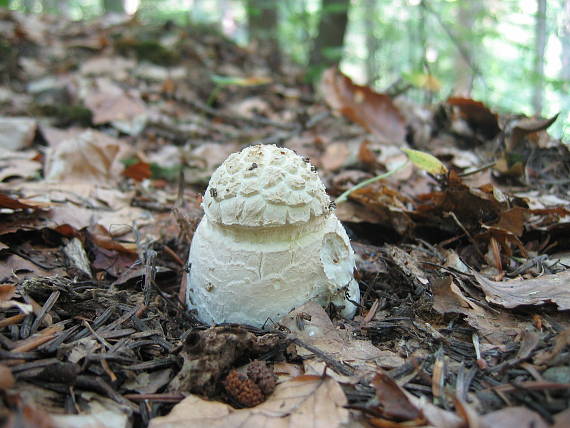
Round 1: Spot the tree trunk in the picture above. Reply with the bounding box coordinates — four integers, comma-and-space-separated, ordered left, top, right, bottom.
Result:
247, 0, 281, 71
561, 0, 570, 83
532, 0, 547, 115
22, 0, 35, 13
102, 0, 124, 14
453, 1, 479, 96
308, 0, 350, 81
363, 0, 379, 85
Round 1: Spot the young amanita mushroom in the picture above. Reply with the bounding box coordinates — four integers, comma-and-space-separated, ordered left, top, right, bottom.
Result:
186, 144, 360, 327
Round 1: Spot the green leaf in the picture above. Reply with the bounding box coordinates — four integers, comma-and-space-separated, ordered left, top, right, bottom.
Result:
402, 148, 448, 175
210, 74, 271, 87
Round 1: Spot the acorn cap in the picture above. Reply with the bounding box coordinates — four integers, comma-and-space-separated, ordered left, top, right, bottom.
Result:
202, 145, 330, 227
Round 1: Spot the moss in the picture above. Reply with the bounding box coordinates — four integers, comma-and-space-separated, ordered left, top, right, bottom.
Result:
114, 38, 180, 66
32, 103, 93, 127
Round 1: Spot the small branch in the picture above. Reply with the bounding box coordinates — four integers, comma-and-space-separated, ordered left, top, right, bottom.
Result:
335, 160, 409, 204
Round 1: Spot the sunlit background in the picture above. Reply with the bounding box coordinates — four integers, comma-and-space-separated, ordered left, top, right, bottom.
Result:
6, 0, 569, 139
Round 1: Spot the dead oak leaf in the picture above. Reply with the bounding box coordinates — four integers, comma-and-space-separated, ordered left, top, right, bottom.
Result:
321, 67, 406, 144
371, 371, 423, 422
473, 270, 570, 311
431, 276, 522, 345
44, 129, 131, 184
281, 302, 404, 377
149, 376, 349, 428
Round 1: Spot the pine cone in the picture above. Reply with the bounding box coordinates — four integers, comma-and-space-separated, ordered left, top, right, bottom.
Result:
223, 369, 265, 407
247, 360, 277, 395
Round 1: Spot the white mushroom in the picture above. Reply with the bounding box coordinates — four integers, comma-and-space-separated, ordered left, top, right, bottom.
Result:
186, 144, 360, 327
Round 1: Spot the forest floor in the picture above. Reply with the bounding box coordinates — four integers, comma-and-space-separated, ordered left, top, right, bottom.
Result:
1, 10, 570, 428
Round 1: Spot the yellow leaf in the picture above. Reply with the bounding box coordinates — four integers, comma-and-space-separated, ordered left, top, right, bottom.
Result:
402, 148, 448, 175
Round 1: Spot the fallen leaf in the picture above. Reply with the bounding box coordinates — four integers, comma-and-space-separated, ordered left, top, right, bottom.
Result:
0, 193, 37, 210
281, 302, 404, 376
0, 364, 15, 390
50, 392, 131, 428
0, 117, 37, 150
506, 114, 559, 151
553, 408, 570, 428
406, 393, 463, 428
357, 140, 377, 167
402, 148, 448, 175
321, 68, 406, 144
431, 276, 522, 345
0, 284, 16, 301
321, 142, 352, 171
447, 97, 500, 140
533, 328, 570, 365
44, 129, 131, 184
123, 161, 152, 181
0, 148, 42, 182
150, 376, 349, 428
371, 371, 423, 421
83, 78, 147, 126
473, 270, 570, 310
481, 406, 548, 428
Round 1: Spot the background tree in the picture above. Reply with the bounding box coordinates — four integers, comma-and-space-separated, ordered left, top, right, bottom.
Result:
102, 0, 124, 14
246, 0, 281, 70
532, 0, 547, 115
0, 0, 10, 9
308, 0, 350, 81
363, 0, 379, 85
453, 1, 480, 96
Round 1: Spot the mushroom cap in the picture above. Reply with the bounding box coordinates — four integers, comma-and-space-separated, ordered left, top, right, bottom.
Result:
202, 145, 330, 227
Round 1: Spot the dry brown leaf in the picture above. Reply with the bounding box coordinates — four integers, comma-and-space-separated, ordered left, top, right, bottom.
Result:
281, 302, 404, 376
0, 284, 16, 301
83, 79, 147, 125
406, 393, 463, 428
44, 130, 131, 184
480, 406, 548, 428
80, 56, 136, 80
0, 117, 37, 150
0, 148, 42, 182
447, 97, 500, 140
123, 161, 152, 181
533, 328, 570, 365
0, 193, 37, 210
473, 270, 570, 310
0, 364, 15, 390
507, 114, 559, 151
149, 376, 349, 428
372, 371, 423, 421
553, 408, 570, 428
321, 68, 406, 144
357, 140, 378, 167
431, 276, 522, 345
0, 254, 53, 282
320, 142, 352, 171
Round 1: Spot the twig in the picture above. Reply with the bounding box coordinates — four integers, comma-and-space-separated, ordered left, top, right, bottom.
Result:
458, 161, 496, 177
336, 160, 409, 204
285, 334, 355, 377
30, 291, 60, 334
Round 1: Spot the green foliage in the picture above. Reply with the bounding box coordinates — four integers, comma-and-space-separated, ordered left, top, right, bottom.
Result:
114, 38, 180, 66
32, 103, 93, 127
402, 148, 448, 175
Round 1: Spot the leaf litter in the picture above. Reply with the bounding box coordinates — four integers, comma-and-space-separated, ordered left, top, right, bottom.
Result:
0, 9, 569, 428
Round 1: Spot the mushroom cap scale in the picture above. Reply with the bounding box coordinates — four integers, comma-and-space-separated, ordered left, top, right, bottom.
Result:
203, 145, 330, 227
